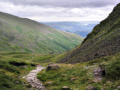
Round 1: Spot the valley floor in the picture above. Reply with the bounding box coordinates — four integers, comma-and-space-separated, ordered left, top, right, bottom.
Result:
0, 52, 120, 90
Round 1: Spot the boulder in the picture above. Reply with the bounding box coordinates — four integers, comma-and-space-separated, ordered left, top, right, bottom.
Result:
62, 86, 71, 90
46, 64, 60, 71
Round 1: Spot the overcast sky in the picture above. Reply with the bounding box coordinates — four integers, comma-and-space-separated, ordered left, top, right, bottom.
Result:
0, 0, 119, 22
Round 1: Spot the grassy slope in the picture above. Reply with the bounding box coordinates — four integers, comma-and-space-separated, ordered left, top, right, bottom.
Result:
0, 12, 83, 54
60, 3, 120, 63
38, 52, 120, 90
0, 52, 34, 89
0, 52, 57, 90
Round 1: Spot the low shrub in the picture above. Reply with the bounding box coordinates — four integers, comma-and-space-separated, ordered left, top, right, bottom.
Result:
105, 60, 120, 80
0, 60, 19, 73
9, 61, 27, 66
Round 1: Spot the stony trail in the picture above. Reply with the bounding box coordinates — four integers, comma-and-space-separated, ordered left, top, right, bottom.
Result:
24, 65, 45, 90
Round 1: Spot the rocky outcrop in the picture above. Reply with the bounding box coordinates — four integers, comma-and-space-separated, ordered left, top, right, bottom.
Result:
46, 64, 60, 71
93, 65, 105, 82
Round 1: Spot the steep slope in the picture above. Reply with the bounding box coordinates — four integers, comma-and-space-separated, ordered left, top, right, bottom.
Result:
61, 3, 120, 63
0, 12, 83, 54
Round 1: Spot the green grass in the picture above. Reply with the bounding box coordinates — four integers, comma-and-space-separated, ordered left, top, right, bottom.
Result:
0, 52, 57, 90
37, 52, 120, 90
38, 63, 89, 90
0, 52, 36, 90
0, 12, 83, 54
105, 58, 120, 80
1, 52, 120, 90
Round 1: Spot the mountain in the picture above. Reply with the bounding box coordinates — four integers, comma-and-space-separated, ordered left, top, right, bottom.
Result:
61, 3, 120, 63
0, 12, 83, 54
43, 22, 97, 37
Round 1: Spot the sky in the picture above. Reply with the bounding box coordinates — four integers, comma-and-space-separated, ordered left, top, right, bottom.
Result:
0, 0, 119, 22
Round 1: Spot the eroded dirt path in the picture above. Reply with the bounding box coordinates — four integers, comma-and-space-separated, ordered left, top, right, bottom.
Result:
24, 65, 45, 90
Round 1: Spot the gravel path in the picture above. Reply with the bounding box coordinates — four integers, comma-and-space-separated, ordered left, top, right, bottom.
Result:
24, 65, 45, 90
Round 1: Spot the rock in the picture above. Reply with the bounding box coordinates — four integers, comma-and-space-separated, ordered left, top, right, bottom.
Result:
117, 86, 120, 89
45, 81, 53, 86
71, 77, 77, 81
61, 74, 67, 77
106, 81, 112, 84
94, 65, 105, 77
62, 86, 70, 90
93, 77, 102, 83
93, 65, 105, 82
22, 65, 27, 68
86, 85, 97, 90
46, 64, 60, 71
88, 80, 94, 84
15, 81, 20, 84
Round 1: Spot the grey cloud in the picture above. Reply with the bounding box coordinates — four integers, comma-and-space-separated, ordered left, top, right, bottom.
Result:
0, 0, 119, 22
1, 0, 120, 8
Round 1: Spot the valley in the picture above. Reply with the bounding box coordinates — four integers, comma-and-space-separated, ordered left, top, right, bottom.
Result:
43, 21, 97, 37
0, 2, 120, 90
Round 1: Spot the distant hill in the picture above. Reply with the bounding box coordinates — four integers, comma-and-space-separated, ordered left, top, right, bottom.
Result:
43, 22, 97, 37
0, 12, 83, 54
61, 3, 120, 63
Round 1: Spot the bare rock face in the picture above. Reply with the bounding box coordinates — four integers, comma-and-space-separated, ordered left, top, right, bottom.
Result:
62, 86, 71, 90
93, 65, 105, 82
46, 64, 60, 71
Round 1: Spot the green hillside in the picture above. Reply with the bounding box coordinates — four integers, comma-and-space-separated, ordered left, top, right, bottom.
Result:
0, 12, 83, 54
61, 3, 120, 63
0, 52, 56, 90
38, 52, 120, 90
